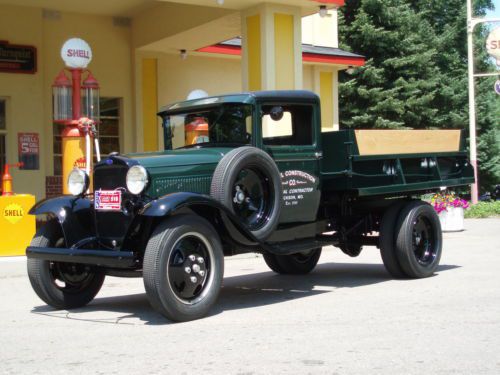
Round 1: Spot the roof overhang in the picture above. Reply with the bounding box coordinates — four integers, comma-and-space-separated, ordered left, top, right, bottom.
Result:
196, 38, 365, 67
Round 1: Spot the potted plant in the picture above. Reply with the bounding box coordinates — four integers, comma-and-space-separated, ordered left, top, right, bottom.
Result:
431, 192, 470, 232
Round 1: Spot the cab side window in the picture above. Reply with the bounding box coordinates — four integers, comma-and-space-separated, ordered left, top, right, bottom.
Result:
261, 104, 313, 146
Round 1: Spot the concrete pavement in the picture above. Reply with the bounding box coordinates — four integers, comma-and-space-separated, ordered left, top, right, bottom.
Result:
1, 218, 499, 374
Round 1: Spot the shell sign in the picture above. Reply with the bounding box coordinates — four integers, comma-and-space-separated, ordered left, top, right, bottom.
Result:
3, 203, 24, 224
486, 26, 500, 67
60, 38, 92, 68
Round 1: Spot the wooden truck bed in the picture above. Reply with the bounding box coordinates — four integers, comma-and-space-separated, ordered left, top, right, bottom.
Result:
321, 129, 474, 196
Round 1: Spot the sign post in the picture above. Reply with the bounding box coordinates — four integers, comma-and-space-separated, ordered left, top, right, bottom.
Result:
466, 2, 500, 204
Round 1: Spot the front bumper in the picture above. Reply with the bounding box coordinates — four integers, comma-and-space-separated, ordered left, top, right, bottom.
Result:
26, 247, 137, 269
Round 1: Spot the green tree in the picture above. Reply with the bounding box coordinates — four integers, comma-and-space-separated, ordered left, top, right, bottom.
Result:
338, 0, 499, 192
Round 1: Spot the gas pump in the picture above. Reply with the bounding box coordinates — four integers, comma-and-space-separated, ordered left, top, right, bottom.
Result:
52, 38, 100, 194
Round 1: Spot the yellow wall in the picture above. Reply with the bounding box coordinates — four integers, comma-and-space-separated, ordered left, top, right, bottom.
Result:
0, 5, 45, 199
246, 15, 262, 91
302, 9, 339, 48
141, 59, 158, 151
320, 71, 334, 130
274, 13, 295, 90
0, 4, 133, 199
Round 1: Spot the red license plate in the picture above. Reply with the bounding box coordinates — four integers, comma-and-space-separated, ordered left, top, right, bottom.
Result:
95, 190, 122, 211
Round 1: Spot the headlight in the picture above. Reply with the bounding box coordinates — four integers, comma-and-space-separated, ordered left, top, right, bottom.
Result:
126, 165, 149, 195
67, 168, 89, 196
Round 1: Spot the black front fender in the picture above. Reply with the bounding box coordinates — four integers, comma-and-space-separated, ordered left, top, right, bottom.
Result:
139, 192, 259, 247
29, 196, 94, 247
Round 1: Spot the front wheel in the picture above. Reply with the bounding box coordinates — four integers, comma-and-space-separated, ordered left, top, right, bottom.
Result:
395, 201, 442, 278
27, 221, 105, 309
263, 248, 322, 275
143, 214, 224, 322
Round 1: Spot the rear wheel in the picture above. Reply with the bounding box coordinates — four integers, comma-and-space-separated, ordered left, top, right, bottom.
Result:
143, 215, 224, 322
27, 221, 105, 309
395, 201, 442, 278
263, 248, 322, 275
379, 201, 407, 278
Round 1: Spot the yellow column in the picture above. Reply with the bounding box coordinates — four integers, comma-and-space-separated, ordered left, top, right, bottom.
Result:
142, 58, 158, 151
315, 67, 339, 131
242, 4, 302, 91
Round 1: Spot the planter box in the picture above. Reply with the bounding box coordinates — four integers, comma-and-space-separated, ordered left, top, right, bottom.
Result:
438, 207, 464, 232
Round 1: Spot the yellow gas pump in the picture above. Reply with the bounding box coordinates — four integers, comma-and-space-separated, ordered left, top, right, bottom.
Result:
0, 164, 35, 256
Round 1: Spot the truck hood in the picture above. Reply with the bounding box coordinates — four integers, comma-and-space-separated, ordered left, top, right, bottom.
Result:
126, 147, 231, 170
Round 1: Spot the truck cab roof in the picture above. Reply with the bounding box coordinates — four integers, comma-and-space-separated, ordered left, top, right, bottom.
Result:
158, 90, 320, 116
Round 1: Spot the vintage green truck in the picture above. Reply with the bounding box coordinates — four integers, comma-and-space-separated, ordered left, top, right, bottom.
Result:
26, 90, 474, 321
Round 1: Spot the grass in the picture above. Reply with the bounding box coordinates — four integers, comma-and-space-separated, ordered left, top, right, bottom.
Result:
464, 201, 500, 219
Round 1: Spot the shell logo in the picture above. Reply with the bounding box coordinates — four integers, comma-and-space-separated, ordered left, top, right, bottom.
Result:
3, 203, 24, 224
486, 26, 500, 66
74, 157, 87, 169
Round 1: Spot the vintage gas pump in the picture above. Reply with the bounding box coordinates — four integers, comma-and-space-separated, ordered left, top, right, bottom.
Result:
52, 38, 99, 194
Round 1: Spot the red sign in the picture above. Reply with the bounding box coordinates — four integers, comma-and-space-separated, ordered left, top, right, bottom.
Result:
95, 190, 122, 211
18, 132, 39, 170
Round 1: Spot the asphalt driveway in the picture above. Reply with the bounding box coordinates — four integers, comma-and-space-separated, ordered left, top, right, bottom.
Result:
1, 218, 499, 374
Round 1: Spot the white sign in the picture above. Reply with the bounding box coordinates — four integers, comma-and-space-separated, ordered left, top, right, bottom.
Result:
495, 80, 500, 96
486, 27, 500, 67
60, 38, 92, 68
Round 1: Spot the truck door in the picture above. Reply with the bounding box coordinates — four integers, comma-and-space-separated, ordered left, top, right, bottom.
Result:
259, 103, 321, 223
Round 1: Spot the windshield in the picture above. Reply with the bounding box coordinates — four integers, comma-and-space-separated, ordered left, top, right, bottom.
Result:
162, 104, 253, 149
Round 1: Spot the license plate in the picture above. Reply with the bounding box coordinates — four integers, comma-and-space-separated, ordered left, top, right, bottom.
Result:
95, 190, 122, 211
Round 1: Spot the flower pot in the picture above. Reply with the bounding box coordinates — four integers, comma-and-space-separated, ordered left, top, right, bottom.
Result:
438, 206, 464, 232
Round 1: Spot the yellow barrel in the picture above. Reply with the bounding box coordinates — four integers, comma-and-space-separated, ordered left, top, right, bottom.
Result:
0, 194, 36, 256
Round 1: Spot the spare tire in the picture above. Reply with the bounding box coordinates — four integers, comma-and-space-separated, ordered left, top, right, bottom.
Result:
210, 146, 282, 240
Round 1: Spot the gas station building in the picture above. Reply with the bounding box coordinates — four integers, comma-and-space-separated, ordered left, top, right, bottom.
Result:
0, 0, 364, 200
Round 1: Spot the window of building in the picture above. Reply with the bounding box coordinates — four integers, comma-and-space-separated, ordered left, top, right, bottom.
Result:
0, 99, 6, 184
261, 104, 313, 146
53, 97, 121, 175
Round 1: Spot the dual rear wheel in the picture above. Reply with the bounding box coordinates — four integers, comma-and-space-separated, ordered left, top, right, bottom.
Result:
380, 200, 442, 279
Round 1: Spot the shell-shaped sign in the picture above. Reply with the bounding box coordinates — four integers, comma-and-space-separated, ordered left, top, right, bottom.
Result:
486, 26, 500, 67
60, 38, 92, 68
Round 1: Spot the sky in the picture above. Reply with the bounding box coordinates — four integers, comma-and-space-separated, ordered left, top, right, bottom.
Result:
486, 0, 500, 18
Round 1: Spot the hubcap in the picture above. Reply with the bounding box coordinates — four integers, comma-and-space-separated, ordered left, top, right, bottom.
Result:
411, 215, 437, 266
232, 168, 272, 230
167, 233, 213, 304
50, 262, 95, 292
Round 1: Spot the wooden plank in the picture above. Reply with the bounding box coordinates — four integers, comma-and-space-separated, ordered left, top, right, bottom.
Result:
354, 130, 461, 156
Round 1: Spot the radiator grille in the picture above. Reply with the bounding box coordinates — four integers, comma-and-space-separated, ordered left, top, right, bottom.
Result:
152, 176, 212, 196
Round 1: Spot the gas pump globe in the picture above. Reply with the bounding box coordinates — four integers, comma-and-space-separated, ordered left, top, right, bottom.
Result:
52, 70, 72, 124
82, 72, 100, 123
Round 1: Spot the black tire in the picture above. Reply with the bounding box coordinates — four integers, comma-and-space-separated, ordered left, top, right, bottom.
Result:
379, 201, 408, 278
263, 248, 322, 275
143, 214, 224, 322
395, 201, 442, 278
27, 221, 105, 309
210, 146, 282, 240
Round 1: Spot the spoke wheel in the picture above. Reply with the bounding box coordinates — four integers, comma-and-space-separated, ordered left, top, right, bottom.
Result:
379, 201, 408, 278
395, 201, 442, 278
167, 233, 212, 304
232, 168, 272, 231
211, 146, 282, 240
411, 215, 438, 267
27, 221, 105, 309
143, 214, 224, 322
263, 248, 322, 275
